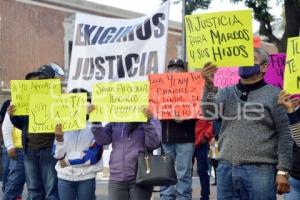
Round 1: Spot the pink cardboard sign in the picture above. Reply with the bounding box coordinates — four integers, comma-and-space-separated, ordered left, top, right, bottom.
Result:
264, 53, 286, 89
214, 67, 239, 88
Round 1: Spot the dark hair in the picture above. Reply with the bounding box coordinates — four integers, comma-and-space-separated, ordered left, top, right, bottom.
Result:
25, 72, 40, 80
69, 88, 91, 102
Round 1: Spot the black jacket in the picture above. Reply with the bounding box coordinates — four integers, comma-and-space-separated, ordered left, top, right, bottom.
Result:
161, 119, 196, 143
291, 143, 300, 180
10, 116, 54, 151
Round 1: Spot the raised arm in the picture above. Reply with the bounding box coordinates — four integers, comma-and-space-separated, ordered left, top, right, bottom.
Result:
91, 123, 113, 146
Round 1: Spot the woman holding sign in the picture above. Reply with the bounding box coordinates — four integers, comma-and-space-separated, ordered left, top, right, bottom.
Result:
52, 89, 103, 200
91, 109, 161, 200
278, 91, 300, 200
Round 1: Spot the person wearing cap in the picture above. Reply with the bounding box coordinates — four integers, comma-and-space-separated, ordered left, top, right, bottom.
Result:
7, 65, 63, 200
27, 63, 64, 80
160, 58, 196, 200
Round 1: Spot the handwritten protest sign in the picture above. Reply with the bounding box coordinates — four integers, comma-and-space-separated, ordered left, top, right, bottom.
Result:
90, 81, 149, 122
264, 54, 286, 89
13, 128, 22, 148
213, 67, 239, 88
149, 72, 205, 119
67, 1, 169, 92
28, 93, 87, 133
11, 79, 61, 115
284, 37, 300, 94
185, 10, 254, 68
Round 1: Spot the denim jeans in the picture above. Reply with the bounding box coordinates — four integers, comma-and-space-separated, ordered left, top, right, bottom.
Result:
58, 178, 96, 200
284, 177, 300, 200
24, 148, 58, 200
194, 143, 210, 200
1, 147, 10, 192
108, 179, 152, 200
217, 161, 276, 200
3, 148, 25, 200
160, 143, 194, 200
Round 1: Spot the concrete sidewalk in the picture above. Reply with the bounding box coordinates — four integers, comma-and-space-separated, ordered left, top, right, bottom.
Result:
0, 177, 284, 200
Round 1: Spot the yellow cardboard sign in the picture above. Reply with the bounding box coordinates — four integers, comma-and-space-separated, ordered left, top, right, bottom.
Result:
28, 93, 87, 133
185, 10, 254, 68
90, 81, 149, 122
284, 37, 300, 94
11, 79, 61, 115
13, 128, 23, 148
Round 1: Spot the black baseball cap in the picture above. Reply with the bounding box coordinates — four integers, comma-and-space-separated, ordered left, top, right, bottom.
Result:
25, 65, 56, 80
37, 65, 56, 78
167, 58, 185, 69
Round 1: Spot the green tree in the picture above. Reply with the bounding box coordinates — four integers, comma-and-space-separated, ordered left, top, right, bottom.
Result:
164, 0, 300, 52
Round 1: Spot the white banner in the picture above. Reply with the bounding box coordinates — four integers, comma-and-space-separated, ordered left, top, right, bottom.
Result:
67, 2, 170, 91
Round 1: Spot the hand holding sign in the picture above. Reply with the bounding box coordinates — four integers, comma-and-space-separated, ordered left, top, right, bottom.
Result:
7, 105, 16, 116
278, 90, 300, 113
87, 103, 96, 115
201, 62, 218, 87
143, 108, 154, 120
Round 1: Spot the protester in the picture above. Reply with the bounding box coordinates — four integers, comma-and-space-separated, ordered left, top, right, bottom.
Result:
91, 109, 161, 200
2, 101, 25, 200
278, 91, 300, 200
193, 119, 213, 200
53, 88, 103, 200
7, 64, 64, 200
0, 100, 11, 192
201, 48, 293, 199
160, 58, 196, 200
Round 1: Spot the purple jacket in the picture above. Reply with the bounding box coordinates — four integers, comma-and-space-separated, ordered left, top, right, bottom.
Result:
91, 119, 161, 181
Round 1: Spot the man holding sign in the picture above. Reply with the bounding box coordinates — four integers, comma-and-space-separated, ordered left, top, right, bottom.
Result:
284, 37, 300, 94
201, 48, 293, 199
8, 64, 64, 200
160, 59, 196, 200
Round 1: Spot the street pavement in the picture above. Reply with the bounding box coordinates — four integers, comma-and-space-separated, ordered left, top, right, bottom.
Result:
0, 177, 284, 199
0, 177, 216, 200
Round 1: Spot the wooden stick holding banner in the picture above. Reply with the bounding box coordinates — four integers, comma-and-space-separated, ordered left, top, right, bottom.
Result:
149, 72, 205, 119
90, 81, 149, 122
185, 10, 254, 68
28, 93, 87, 133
